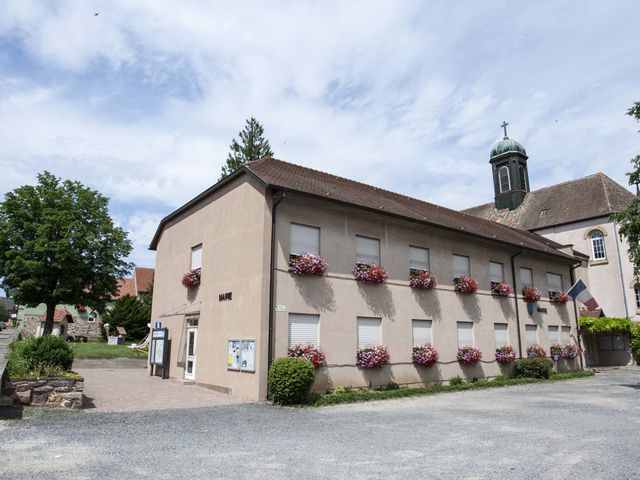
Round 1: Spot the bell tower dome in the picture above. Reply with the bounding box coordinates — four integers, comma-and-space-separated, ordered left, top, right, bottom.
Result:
490, 122, 530, 210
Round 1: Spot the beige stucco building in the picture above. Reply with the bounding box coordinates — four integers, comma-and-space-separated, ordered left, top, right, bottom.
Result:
150, 157, 584, 401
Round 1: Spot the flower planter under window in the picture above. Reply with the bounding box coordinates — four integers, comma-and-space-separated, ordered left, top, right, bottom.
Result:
356, 345, 390, 368
181, 268, 201, 289
522, 286, 542, 303
412, 343, 439, 366
288, 253, 328, 276
490, 281, 513, 297
454, 275, 478, 294
550, 343, 563, 361
409, 270, 437, 289
353, 263, 388, 283
562, 343, 581, 359
457, 345, 482, 364
526, 344, 546, 358
287, 344, 326, 367
550, 292, 569, 304
495, 345, 517, 364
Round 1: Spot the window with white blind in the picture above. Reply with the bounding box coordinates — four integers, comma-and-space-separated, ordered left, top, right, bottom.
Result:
290, 224, 320, 257
409, 246, 429, 273
356, 236, 380, 265
191, 244, 202, 270
490, 262, 504, 283
547, 273, 563, 297
520, 267, 533, 288
288, 313, 320, 348
525, 324, 538, 345
453, 255, 470, 278
561, 326, 571, 343
457, 322, 473, 346
494, 323, 508, 347
548, 325, 560, 343
357, 317, 381, 348
412, 319, 432, 346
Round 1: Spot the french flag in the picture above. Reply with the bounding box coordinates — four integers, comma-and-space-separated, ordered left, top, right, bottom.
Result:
566, 279, 600, 311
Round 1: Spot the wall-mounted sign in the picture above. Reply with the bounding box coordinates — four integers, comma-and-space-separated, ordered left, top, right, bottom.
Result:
219, 292, 233, 301
227, 339, 256, 372
275, 304, 286, 312
537, 307, 548, 314
227, 340, 241, 370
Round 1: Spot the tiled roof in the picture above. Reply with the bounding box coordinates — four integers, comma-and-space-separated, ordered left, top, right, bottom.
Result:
114, 279, 136, 299
150, 157, 577, 260
134, 267, 154, 294
38, 309, 73, 323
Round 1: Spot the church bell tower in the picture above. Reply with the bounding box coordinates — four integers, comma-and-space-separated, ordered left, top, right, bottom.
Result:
490, 122, 530, 210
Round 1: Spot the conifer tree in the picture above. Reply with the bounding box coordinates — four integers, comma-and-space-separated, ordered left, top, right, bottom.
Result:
219, 117, 274, 180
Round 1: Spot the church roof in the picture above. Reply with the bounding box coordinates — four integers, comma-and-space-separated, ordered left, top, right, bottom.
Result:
490, 137, 527, 159
151, 157, 577, 261
463, 172, 636, 231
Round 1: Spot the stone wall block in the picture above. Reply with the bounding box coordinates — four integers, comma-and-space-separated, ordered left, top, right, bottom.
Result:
16, 390, 31, 404
54, 387, 73, 393
33, 385, 54, 393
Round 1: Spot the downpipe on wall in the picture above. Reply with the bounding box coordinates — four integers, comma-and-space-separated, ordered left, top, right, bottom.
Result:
510, 247, 524, 358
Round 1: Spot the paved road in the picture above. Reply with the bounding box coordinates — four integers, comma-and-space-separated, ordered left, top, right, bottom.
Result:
1, 368, 639, 480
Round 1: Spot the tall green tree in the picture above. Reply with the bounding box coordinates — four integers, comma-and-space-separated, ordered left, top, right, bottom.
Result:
101, 294, 150, 341
612, 101, 640, 276
0, 172, 132, 335
0, 303, 8, 323
219, 117, 274, 180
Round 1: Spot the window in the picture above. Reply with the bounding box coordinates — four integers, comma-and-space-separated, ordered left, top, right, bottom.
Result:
290, 224, 320, 257
540, 208, 550, 217
561, 326, 571, 343
457, 322, 473, 346
635, 285, 640, 309
598, 335, 626, 351
409, 246, 429, 273
548, 325, 560, 343
590, 231, 606, 260
525, 325, 538, 345
191, 244, 202, 270
494, 323, 508, 347
498, 165, 511, 193
412, 320, 432, 346
356, 236, 380, 265
547, 273, 563, 297
453, 255, 470, 278
357, 317, 381, 348
490, 261, 504, 283
520, 267, 533, 288
288, 314, 320, 348
519, 166, 527, 191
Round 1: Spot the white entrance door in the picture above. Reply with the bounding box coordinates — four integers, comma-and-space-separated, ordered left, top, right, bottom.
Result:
185, 326, 198, 380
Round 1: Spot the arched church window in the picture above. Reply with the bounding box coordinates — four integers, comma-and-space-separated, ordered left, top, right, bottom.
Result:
498, 166, 511, 193
590, 231, 606, 260
519, 166, 527, 190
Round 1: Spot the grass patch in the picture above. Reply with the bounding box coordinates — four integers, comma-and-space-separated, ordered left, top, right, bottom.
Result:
70, 342, 147, 359
309, 370, 595, 407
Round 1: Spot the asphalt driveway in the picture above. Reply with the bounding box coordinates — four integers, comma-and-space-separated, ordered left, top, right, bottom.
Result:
1, 368, 639, 480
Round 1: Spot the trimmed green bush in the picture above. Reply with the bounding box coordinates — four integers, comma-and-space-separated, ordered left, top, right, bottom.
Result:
6, 336, 74, 378
268, 357, 315, 405
515, 358, 553, 379
449, 375, 464, 386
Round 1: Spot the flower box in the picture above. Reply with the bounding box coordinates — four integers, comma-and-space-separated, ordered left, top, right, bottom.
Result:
495, 345, 517, 364
181, 268, 201, 288
562, 343, 581, 359
457, 345, 482, 364
353, 263, 388, 283
288, 344, 326, 367
490, 281, 513, 297
550, 292, 569, 304
412, 343, 439, 366
522, 286, 542, 303
526, 344, 546, 358
288, 253, 328, 276
356, 345, 390, 368
454, 275, 478, 294
409, 270, 437, 289
550, 343, 564, 361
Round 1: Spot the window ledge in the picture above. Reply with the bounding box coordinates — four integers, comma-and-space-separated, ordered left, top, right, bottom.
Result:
590, 259, 608, 266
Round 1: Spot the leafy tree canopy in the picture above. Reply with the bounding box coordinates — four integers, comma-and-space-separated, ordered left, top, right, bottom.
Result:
102, 294, 150, 341
0, 172, 132, 334
219, 117, 274, 180
612, 102, 640, 276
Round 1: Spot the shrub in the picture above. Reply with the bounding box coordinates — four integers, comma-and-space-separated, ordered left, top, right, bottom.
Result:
409, 271, 437, 289
495, 345, 517, 364
288, 253, 328, 276
494, 374, 509, 382
268, 357, 316, 405
457, 345, 482, 364
352, 263, 388, 283
6, 336, 74, 378
412, 343, 439, 366
527, 344, 546, 358
449, 375, 464, 386
356, 345, 390, 368
515, 358, 553, 379
522, 287, 542, 303
287, 344, 326, 367
454, 275, 478, 294
630, 323, 640, 357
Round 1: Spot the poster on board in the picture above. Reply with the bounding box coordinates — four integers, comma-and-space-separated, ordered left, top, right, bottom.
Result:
227, 340, 241, 370
240, 340, 255, 372
153, 338, 165, 365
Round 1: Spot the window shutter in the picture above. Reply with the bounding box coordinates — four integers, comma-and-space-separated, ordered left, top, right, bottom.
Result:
288, 314, 320, 348
410, 247, 429, 271
191, 245, 202, 270
356, 236, 380, 265
548, 325, 559, 343
561, 326, 571, 343
489, 262, 504, 283
525, 325, 537, 345
494, 323, 508, 347
520, 268, 533, 288
457, 322, 473, 346
412, 320, 432, 346
290, 224, 320, 256
453, 255, 470, 277
357, 317, 381, 348
547, 273, 562, 294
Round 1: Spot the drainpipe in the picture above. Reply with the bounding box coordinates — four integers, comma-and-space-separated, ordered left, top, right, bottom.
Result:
570, 261, 585, 370
267, 190, 286, 379
510, 247, 524, 358
612, 221, 630, 319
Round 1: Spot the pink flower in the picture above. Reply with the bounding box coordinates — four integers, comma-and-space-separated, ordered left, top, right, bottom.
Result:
288, 344, 326, 367
491, 282, 513, 296
522, 287, 542, 303
495, 345, 516, 364
551, 292, 569, 304
412, 343, 439, 366
527, 344, 546, 358
353, 263, 388, 283
457, 345, 482, 364
356, 345, 390, 368
454, 275, 478, 294
409, 271, 438, 289
289, 253, 328, 276
182, 268, 201, 288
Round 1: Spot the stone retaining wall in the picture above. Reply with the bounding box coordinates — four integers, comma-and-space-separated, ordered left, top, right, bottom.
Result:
2, 375, 84, 408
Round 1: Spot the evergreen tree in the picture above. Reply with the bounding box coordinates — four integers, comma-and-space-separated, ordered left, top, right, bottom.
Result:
612, 101, 640, 275
102, 295, 150, 341
219, 117, 274, 180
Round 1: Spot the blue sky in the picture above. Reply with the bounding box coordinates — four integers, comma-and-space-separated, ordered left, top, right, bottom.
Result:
1, 0, 639, 275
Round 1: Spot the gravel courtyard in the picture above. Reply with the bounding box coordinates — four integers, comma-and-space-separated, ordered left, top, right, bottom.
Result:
1, 368, 639, 480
